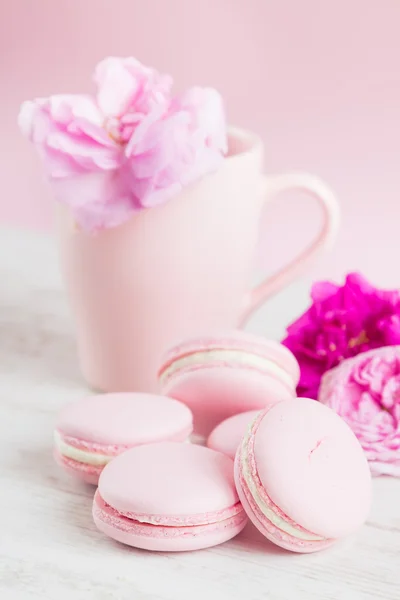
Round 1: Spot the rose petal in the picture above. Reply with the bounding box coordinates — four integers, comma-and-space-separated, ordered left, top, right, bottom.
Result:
47, 95, 102, 126
95, 57, 143, 117
46, 131, 120, 171
51, 171, 137, 231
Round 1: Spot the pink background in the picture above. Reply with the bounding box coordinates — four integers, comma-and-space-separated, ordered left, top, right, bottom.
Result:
1, 0, 399, 285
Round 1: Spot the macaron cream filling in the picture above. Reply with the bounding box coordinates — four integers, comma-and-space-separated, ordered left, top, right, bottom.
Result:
239, 418, 326, 543
54, 429, 192, 466
159, 349, 294, 389
54, 430, 114, 466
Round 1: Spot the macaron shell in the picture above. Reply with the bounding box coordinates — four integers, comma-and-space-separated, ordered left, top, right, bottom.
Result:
163, 367, 294, 436
233, 454, 334, 553
207, 410, 261, 459
93, 491, 247, 552
254, 399, 372, 539
98, 442, 239, 519
57, 393, 193, 446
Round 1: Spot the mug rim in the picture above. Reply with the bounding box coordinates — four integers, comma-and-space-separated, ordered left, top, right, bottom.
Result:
226, 126, 263, 160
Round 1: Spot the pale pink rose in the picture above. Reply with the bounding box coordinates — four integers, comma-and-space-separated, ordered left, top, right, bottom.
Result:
319, 346, 400, 476
18, 57, 227, 232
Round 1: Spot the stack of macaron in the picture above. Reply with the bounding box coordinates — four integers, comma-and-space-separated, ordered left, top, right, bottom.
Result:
54, 330, 372, 553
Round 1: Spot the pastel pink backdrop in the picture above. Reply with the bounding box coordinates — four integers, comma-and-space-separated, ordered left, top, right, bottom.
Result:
1, 0, 399, 285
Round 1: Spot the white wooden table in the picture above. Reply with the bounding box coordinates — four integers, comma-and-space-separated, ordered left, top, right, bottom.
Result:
1, 228, 399, 600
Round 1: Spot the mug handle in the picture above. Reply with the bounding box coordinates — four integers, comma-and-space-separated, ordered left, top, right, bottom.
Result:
239, 172, 340, 325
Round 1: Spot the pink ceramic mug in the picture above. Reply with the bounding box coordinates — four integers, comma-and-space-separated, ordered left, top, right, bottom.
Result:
58, 127, 339, 393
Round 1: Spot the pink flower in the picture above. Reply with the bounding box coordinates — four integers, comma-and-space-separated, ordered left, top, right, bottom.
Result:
282, 273, 400, 399
319, 346, 400, 476
125, 87, 227, 207
18, 57, 227, 232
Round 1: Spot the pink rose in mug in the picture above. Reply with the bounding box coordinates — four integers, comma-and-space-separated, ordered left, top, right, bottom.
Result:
18, 56, 227, 232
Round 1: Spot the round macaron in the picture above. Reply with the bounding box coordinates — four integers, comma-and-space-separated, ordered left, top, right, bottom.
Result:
158, 331, 300, 436
93, 442, 248, 551
207, 410, 260, 460
234, 398, 372, 553
54, 393, 193, 485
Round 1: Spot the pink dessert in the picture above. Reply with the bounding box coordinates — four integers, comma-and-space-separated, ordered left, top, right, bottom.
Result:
54, 393, 193, 485
158, 331, 300, 436
234, 398, 372, 553
93, 442, 247, 551
207, 410, 260, 459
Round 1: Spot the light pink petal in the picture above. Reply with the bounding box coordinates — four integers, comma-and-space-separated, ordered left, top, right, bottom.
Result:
180, 144, 224, 186
125, 91, 226, 209
127, 113, 189, 177
68, 118, 116, 147
138, 179, 182, 207
39, 147, 87, 179
47, 131, 121, 171
369, 461, 400, 477
19, 95, 121, 179
124, 104, 175, 157
47, 94, 102, 125
18, 100, 39, 137
51, 171, 136, 231
18, 100, 53, 143
94, 57, 141, 117
177, 86, 228, 152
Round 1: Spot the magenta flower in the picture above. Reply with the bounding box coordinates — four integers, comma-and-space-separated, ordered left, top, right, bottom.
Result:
18, 57, 227, 232
319, 346, 400, 476
282, 273, 400, 399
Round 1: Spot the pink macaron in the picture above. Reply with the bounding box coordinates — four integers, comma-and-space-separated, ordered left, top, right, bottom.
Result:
54, 393, 193, 485
158, 331, 300, 436
207, 410, 260, 460
234, 398, 372, 553
93, 442, 248, 551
